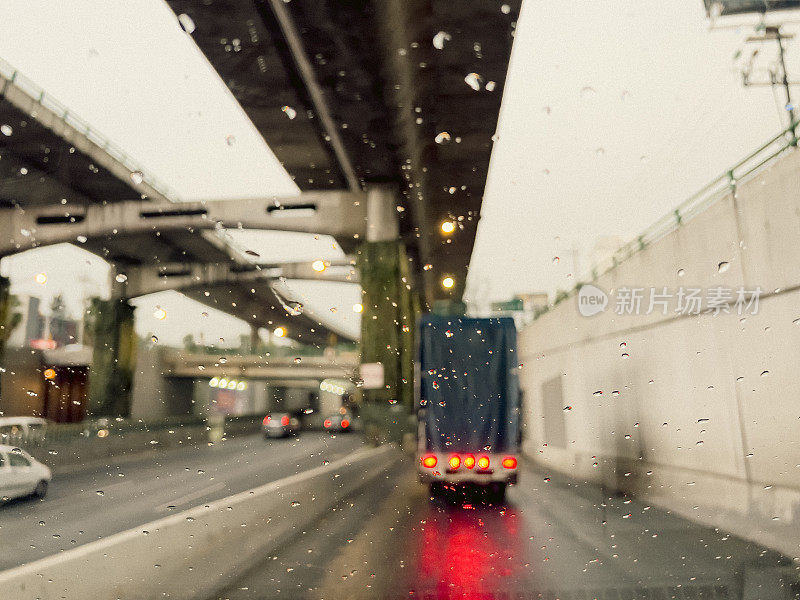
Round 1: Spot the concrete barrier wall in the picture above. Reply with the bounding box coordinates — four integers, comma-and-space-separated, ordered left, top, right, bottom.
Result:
0, 444, 399, 600
519, 148, 800, 559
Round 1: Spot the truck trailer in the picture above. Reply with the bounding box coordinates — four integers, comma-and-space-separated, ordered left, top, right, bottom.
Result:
416, 315, 521, 501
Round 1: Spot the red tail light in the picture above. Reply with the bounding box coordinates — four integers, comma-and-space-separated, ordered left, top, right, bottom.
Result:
341, 419, 350, 428
448, 455, 461, 470
323, 419, 332, 428
502, 456, 517, 469
477, 456, 490, 470
422, 455, 437, 468
263, 415, 271, 425
463, 454, 475, 469
280, 415, 290, 426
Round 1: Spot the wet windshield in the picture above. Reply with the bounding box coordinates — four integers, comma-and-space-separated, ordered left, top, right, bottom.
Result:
0, 1, 799, 599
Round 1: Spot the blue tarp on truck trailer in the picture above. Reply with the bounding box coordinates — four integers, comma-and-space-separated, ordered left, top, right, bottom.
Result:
417, 315, 520, 454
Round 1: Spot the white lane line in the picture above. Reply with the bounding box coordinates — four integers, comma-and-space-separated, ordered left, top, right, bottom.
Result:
0, 443, 395, 579
154, 482, 227, 513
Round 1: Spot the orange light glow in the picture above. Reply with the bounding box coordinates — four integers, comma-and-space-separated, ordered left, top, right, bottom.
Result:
43, 368, 56, 380
341, 419, 350, 428
477, 456, 490, 470
463, 455, 475, 469
448, 455, 461, 470
422, 455, 437, 468
502, 456, 517, 469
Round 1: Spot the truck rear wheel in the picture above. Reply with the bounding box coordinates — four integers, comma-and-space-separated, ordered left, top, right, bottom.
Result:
488, 482, 506, 504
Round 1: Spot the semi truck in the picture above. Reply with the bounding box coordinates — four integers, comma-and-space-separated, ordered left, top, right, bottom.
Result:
416, 315, 521, 501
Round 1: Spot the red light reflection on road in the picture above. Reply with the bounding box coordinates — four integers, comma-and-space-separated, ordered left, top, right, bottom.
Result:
414, 496, 530, 599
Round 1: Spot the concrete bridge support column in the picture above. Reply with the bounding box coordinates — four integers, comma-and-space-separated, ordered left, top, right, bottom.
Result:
87, 275, 137, 417
358, 186, 418, 443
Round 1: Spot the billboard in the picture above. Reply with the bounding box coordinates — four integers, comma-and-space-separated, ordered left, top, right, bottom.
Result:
704, 0, 800, 17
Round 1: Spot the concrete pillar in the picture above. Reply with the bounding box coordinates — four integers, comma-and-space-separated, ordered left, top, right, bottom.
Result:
357, 186, 419, 442
87, 270, 137, 418
366, 185, 399, 242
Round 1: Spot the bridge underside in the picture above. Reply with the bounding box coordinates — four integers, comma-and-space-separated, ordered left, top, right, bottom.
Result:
166, 0, 521, 304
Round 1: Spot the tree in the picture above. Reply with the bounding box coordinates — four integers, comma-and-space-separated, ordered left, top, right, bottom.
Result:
0, 276, 22, 398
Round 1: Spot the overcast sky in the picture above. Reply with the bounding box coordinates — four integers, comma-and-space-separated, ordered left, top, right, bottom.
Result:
1, 0, 800, 343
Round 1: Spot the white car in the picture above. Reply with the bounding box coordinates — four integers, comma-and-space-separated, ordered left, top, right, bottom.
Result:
0, 445, 51, 501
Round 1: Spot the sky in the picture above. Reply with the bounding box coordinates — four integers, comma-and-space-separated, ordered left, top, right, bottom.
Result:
466, 1, 800, 304
2, 0, 800, 341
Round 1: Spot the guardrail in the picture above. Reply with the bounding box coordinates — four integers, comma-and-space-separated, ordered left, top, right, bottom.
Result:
0, 56, 176, 200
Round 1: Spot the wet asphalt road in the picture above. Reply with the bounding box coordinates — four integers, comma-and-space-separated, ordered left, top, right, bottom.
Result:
0, 432, 364, 571
213, 458, 799, 600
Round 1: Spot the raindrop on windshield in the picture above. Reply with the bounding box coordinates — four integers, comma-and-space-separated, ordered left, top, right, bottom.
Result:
0, 124, 12, 136
115, 273, 128, 283
130, 171, 144, 185
435, 131, 451, 144
281, 105, 297, 120
432, 31, 451, 50
177, 13, 195, 33
580, 86, 597, 99
464, 72, 483, 91
718, 261, 730, 273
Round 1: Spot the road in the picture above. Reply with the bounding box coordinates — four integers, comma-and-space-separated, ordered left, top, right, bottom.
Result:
0, 432, 364, 571
214, 458, 799, 600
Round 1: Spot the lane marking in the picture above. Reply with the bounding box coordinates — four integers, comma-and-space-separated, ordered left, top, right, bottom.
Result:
154, 482, 227, 513
0, 443, 395, 580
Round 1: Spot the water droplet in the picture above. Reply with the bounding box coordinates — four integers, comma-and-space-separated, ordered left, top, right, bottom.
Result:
290, 501, 301, 507
219, 357, 227, 364
96, 490, 104, 496
563, 405, 572, 411
1, 124, 12, 136
594, 147, 605, 156
718, 261, 730, 274
621, 353, 629, 359
445, 330, 454, 338
432, 381, 440, 390
115, 273, 128, 283
201, 311, 209, 318
76, 235, 88, 243
464, 72, 483, 91
294, 357, 302, 364
432, 31, 451, 50
150, 335, 158, 344
281, 106, 297, 120
501, 4, 511, 14
177, 13, 195, 33
130, 171, 144, 185
677, 268, 685, 277
580, 86, 597, 99
593, 390, 602, 396
485, 80, 496, 92
760, 370, 770, 377
225, 134, 236, 146
435, 131, 451, 144
552, 256, 560, 264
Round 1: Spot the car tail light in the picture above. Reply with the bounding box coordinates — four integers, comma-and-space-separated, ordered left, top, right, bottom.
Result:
281, 415, 290, 426
263, 415, 271, 425
422, 455, 437, 468
448, 455, 461, 469
323, 419, 332, 428
341, 419, 350, 428
463, 454, 475, 469
502, 456, 517, 469
477, 456, 490, 470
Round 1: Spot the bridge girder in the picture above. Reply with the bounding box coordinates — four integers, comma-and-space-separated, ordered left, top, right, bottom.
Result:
0, 191, 366, 257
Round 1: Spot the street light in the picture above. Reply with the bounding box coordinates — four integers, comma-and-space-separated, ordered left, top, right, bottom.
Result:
34, 273, 47, 285
440, 221, 456, 235
441, 276, 455, 289
311, 260, 327, 272
352, 303, 363, 313
274, 326, 287, 338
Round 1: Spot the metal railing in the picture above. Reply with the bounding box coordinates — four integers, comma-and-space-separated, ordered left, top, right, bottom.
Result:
588, 120, 799, 281
0, 56, 176, 200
